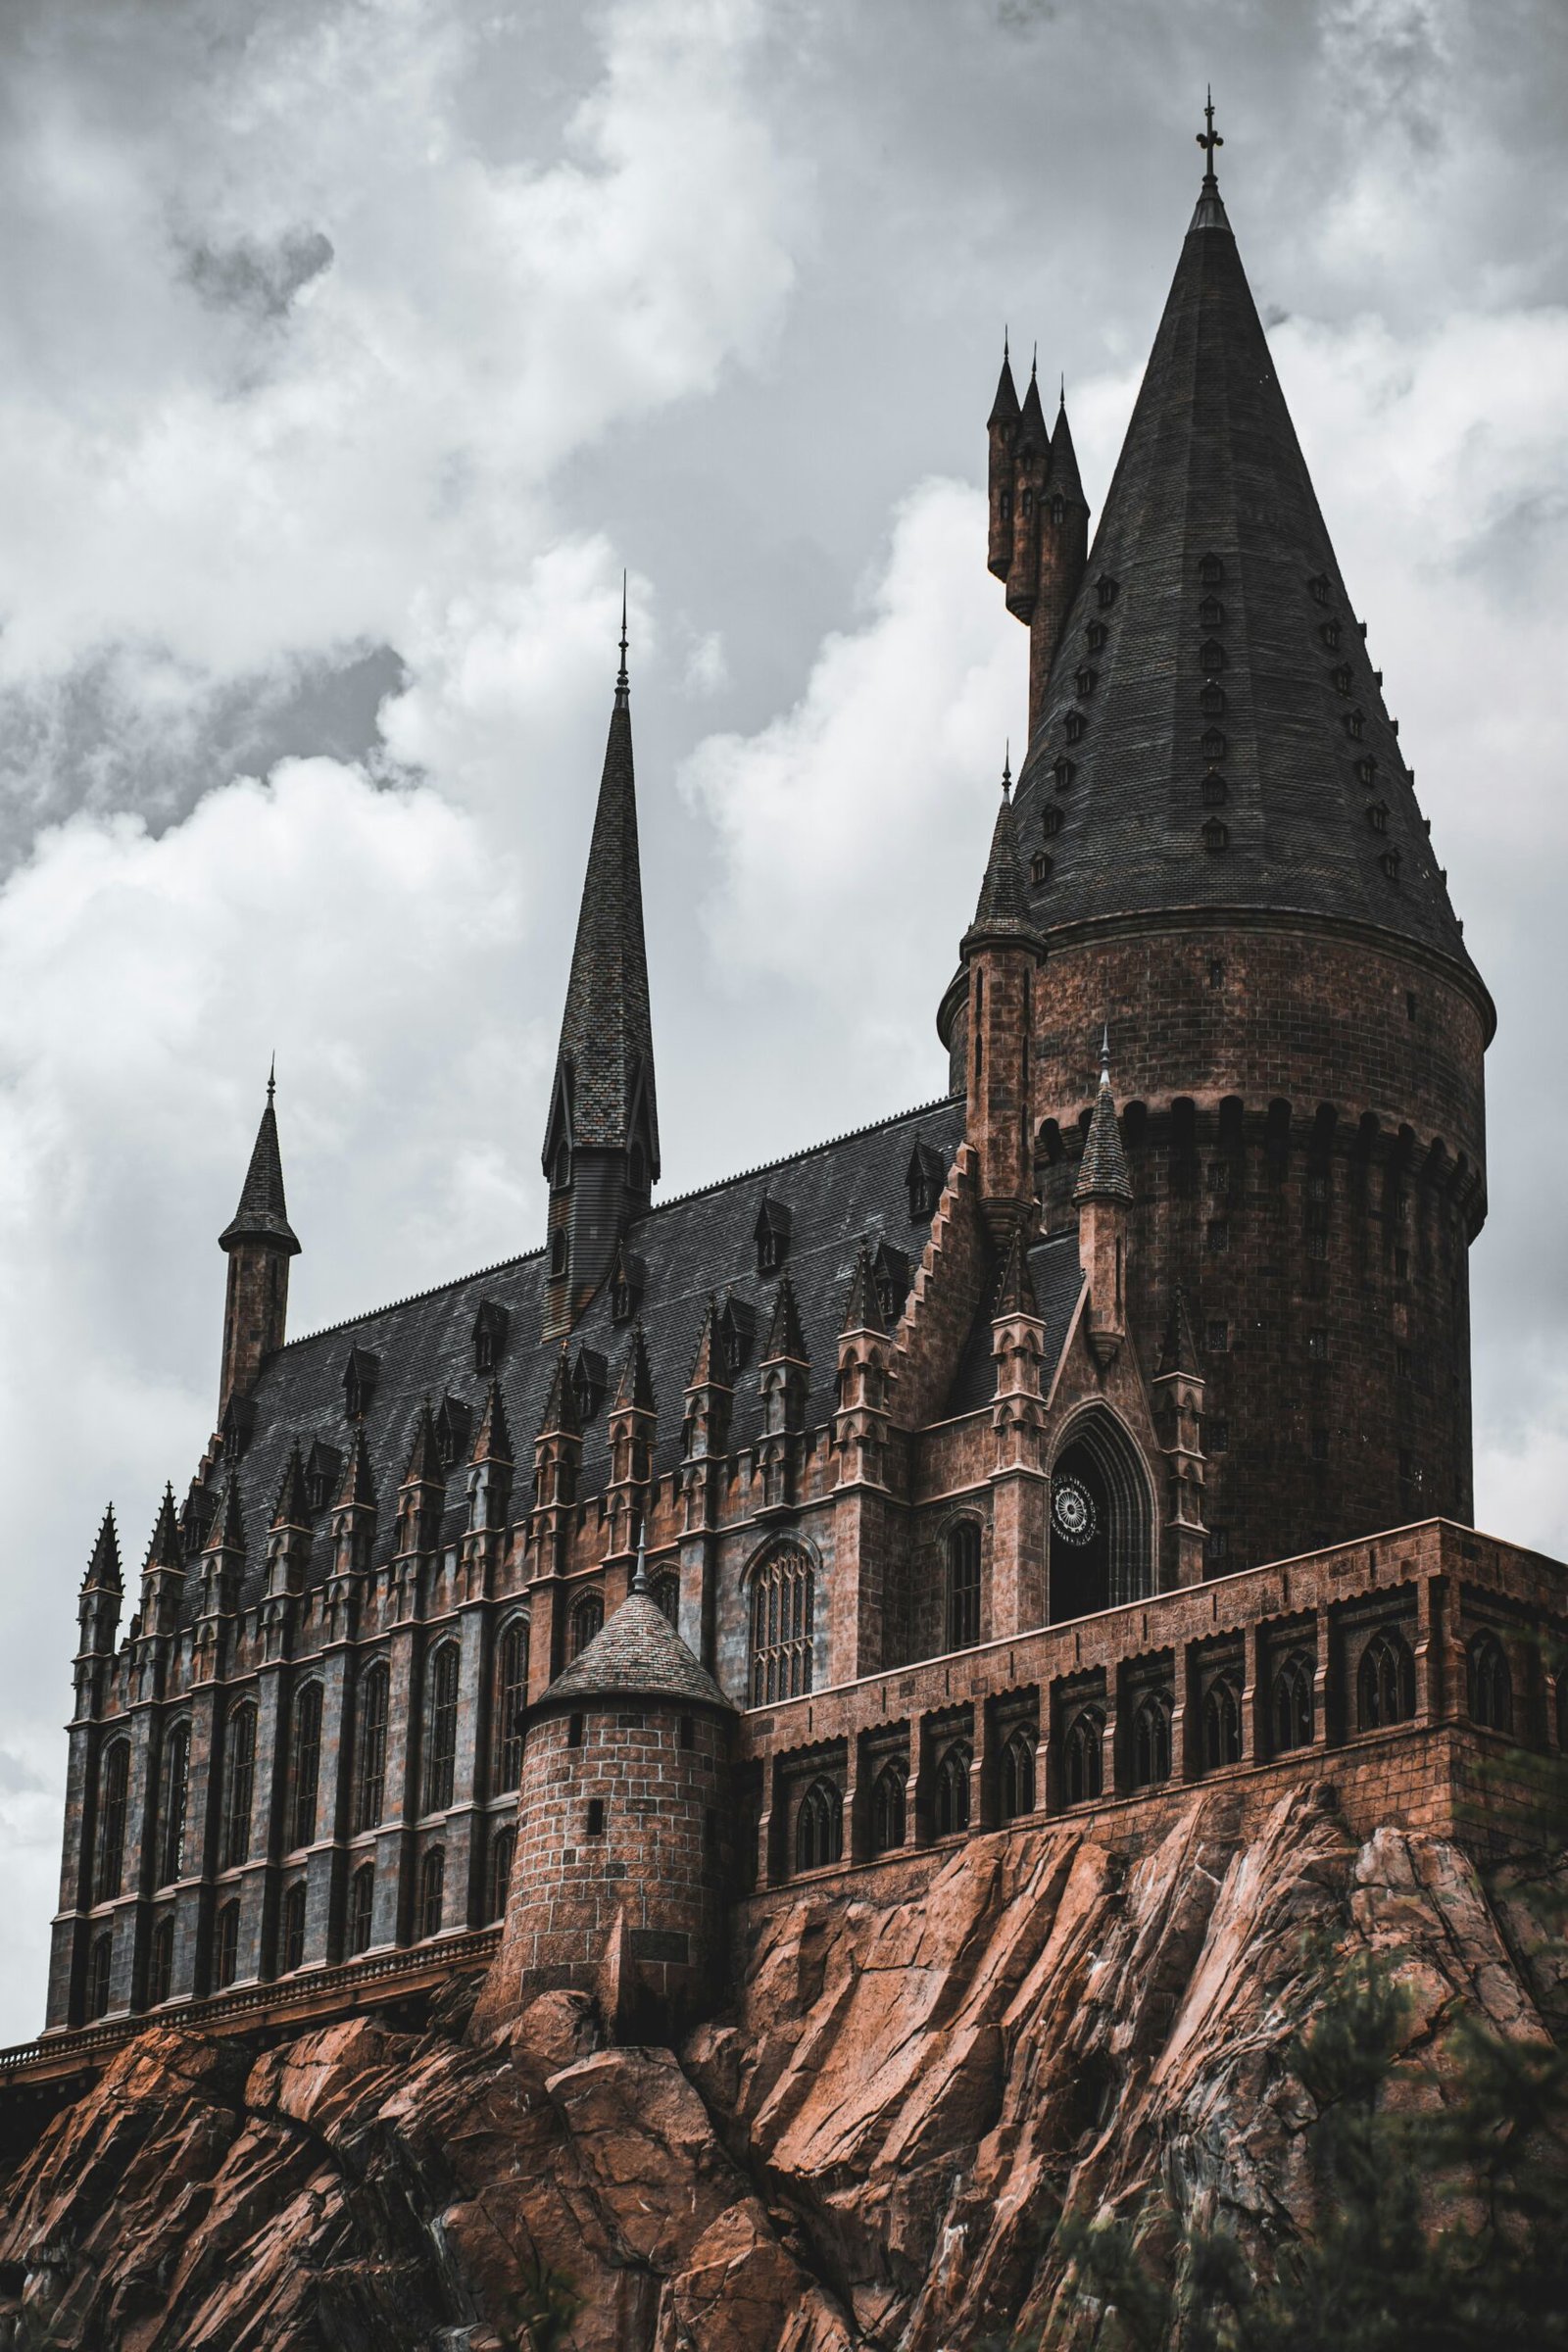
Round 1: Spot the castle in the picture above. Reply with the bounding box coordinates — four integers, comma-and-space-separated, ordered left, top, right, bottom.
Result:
23, 118, 1564, 2064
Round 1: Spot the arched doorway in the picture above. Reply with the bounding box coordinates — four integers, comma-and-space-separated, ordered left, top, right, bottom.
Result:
1049, 1410, 1154, 1623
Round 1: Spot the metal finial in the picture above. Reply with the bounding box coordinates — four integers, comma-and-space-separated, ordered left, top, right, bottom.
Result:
1002, 742, 1011, 799
1058, 371, 1065, 410
1030, 341, 1038, 379
1003, 323, 1009, 362
615, 570, 629, 705
267, 1054, 276, 1104
631, 1518, 650, 1593
1197, 86, 1223, 183
1100, 1021, 1111, 1085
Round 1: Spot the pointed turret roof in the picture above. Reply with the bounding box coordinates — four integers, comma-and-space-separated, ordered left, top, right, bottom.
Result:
542, 612, 661, 1178
1017, 357, 1048, 449
542, 1588, 731, 1713
685, 1298, 728, 1391
1157, 1286, 1202, 1376
1075, 1054, 1135, 1203
840, 1243, 886, 1337
210, 1479, 246, 1555
1049, 394, 1085, 508
83, 1505, 122, 1592
143, 1485, 182, 1573
220, 1070, 301, 1254
993, 1228, 1039, 1318
270, 1443, 312, 1529
401, 1399, 445, 1487
539, 1344, 580, 1438
614, 1321, 657, 1413
1012, 122, 1485, 1014
987, 339, 1020, 432
761, 1274, 808, 1364
470, 1379, 514, 1467
334, 1427, 377, 1511
965, 767, 1040, 943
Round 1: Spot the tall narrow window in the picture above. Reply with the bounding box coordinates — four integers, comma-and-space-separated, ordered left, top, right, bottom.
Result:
280, 1881, 308, 1974
1202, 1676, 1242, 1770
568, 1593, 604, 1660
794, 1779, 842, 1873
487, 1825, 516, 1921
749, 1546, 814, 1706
221, 1703, 257, 1871
418, 1847, 446, 1938
1131, 1691, 1173, 1787
494, 1621, 529, 1793
157, 1721, 190, 1887
1358, 1627, 1415, 1729
422, 1643, 460, 1815
149, 1914, 175, 2007
1271, 1651, 1314, 1751
1467, 1633, 1512, 1734
289, 1683, 323, 1851
95, 1739, 130, 1903
870, 1763, 906, 1854
945, 1524, 981, 1651
934, 1743, 972, 1837
347, 1863, 375, 1957
1000, 1732, 1036, 1822
354, 1662, 389, 1834
1062, 1708, 1104, 1803
214, 1901, 240, 1989
86, 1932, 113, 2021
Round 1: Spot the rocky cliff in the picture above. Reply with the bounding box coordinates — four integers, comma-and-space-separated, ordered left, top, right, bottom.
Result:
2, 1787, 1562, 2351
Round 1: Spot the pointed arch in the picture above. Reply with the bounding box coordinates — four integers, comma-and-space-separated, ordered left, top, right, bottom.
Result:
1048, 1404, 1156, 1622
746, 1541, 817, 1706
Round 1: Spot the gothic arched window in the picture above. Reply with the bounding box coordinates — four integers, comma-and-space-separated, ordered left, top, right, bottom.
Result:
487, 1825, 516, 1922
870, 1763, 906, 1854
280, 1881, 307, 1974
149, 1914, 175, 2007
1001, 1731, 1036, 1822
220, 1704, 257, 1872
422, 1642, 461, 1815
1272, 1651, 1314, 1752
1358, 1626, 1415, 1731
794, 1779, 842, 1873
1063, 1707, 1104, 1804
289, 1682, 323, 1851
418, 1847, 446, 1939
157, 1721, 190, 1888
935, 1742, 972, 1838
1203, 1675, 1242, 1771
348, 1863, 375, 1957
1467, 1633, 1512, 1735
653, 1574, 680, 1630
945, 1522, 981, 1652
494, 1619, 529, 1793
568, 1592, 604, 1661
86, 1932, 113, 2021
95, 1738, 130, 1903
354, 1661, 389, 1834
1131, 1690, 1173, 1788
214, 1901, 240, 1991
749, 1546, 814, 1706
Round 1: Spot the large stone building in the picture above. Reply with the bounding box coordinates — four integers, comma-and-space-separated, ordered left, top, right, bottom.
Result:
32, 122, 1555, 2055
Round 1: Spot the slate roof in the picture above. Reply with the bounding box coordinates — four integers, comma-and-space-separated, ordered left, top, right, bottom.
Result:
178, 1094, 968, 1617
545, 670, 661, 1175
540, 1590, 732, 1713
1074, 1076, 1135, 1202
220, 1084, 301, 1254
1013, 162, 1484, 1001
945, 1229, 1085, 1417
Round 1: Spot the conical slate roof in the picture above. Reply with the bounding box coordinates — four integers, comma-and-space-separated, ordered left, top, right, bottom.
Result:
220, 1078, 301, 1254
1075, 1072, 1135, 1202
541, 648, 661, 1176
542, 1590, 731, 1712
966, 776, 1038, 941
1013, 158, 1484, 1002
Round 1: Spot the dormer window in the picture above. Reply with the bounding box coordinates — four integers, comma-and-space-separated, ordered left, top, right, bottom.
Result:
1380, 848, 1401, 882
871, 1242, 910, 1327
1202, 816, 1229, 853
434, 1394, 472, 1471
718, 1294, 757, 1379
1074, 665, 1098, 698
1308, 571, 1330, 605
1041, 805, 1061, 839
1051, 494, 1065, 524
1199, 595, 1224, 629
1064, 710, 1086, 744
1200, 637, 1225, 673
1085, 619, 1107, 654
1355, 755, 1378, 788
1096, 573, 1119, 609
1199, 552, 1224, 586
1030, 852, 1053, 886
343, 1347, 380, 1423
1200, 682, 1226, 716
1320, 618, 1341, 650
304, 1442, 342, 1517
610, 1247, 645, 1325
1201, 771, 1227, 807
1367, 801, 1389, 835
906, 1140, 945, 1221
1053, 756, 1075, 792
1345, 708, 1365, 741
1331, 663, 1352, 696
471, 1299, 509, 1376
754, 1195, 792, 1277
549, 1226, 568, 1279
1200, 725, 1226, 760
570, 1349, 607, 1424
551, 1141, 571, 1193
220, 1393, 256, 1462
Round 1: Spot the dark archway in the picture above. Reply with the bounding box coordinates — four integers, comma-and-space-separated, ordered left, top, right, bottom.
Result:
1049, 1410, 1155, 1623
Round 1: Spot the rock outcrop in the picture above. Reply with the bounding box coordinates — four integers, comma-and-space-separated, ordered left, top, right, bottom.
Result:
1, 1789, 1562, 2350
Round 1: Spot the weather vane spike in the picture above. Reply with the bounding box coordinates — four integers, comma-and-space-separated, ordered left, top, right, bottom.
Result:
1198, 86, 1223, 182
1101, 1021, 1111, 1082
1058, 370, 1065, 409
267, 1052, 276, 1103
615, 569, 629, 703
1002, 741, 1011, 797
632, 1517, 649, 1593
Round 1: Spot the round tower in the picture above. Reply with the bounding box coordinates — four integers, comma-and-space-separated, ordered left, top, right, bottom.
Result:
479, 1561, 735, 2042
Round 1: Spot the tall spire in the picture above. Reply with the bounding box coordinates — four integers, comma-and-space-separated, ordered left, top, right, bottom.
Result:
615, 570, 629, 710
218, 1070, 301, 1421
220, 1074, 300, 1255
965, 758, 1036, 939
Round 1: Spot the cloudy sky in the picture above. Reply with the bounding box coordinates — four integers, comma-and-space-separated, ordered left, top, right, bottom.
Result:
0, 0, 1564, 2040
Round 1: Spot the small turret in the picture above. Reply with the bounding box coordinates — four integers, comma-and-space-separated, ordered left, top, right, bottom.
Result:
986, 342, 1092, 743
1152, 1286, 1207, 1587
75, 1507, 122, 1686
986, 337, 1021, 582
960, 762, 1047, 1239
757, 1275, 809, 1514
1074, 1034, 1135, 1368
218, 1067, 300, 1423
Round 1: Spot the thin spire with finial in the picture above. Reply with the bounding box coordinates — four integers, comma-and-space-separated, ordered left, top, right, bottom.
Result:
1197, 85, 1223, 185
1002, 742, 1011, 800
1058, 371, 1065, 409
614, 570, 629, 709
267, 1053, 275, 1104
1030, 341, 1037, 378
1100, 1021, 1110, 1083
631, 1518, 650, 1593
